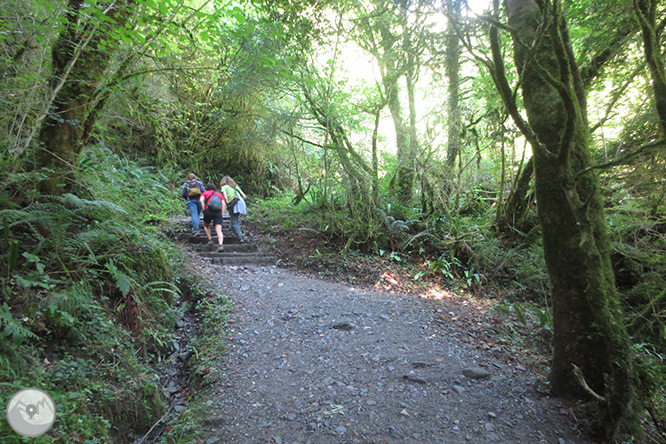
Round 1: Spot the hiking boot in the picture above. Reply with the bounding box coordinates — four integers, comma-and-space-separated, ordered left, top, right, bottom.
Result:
207, 240, 214, 246
217, 245, 224, 252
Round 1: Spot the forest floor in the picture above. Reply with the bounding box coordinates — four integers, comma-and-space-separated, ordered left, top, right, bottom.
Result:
180, 220, 596, 444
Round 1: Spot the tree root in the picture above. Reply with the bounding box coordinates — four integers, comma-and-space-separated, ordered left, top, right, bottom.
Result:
572, 364, 607, 403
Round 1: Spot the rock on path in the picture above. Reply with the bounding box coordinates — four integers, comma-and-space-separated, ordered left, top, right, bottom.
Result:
200, 264, 589, 444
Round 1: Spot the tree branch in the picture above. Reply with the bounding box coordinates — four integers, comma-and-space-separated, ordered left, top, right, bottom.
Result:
281, 130, 324, 148
487, 0, 546, 157
577, 138, 666, 178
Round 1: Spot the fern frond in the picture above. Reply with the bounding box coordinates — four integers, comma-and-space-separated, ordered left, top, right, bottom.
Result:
0, 302, 39, 344
57, 193, 127, 215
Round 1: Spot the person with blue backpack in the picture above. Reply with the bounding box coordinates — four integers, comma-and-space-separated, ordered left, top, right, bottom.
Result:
199, 183, 226, 252
181, 173, 205, 234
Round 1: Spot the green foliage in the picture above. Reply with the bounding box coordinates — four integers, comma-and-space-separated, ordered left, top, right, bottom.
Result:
471, 233, 550, 301
635, 344, 666, 441
0, 147, 189, 441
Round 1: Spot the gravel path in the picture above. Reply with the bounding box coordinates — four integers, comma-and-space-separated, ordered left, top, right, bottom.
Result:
198, 261, 592, 444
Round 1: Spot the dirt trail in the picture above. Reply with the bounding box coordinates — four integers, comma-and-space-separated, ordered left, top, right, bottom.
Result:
189, 251, 591, 444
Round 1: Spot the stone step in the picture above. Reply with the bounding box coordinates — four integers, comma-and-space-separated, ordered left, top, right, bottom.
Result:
192, 243, 258, 253
185, 235, 246, 245
175, 215, 232, 225
174, 216, 270, 266
202, 255, 277, 266
200, 252, 267, 259
190, 230, 236, 238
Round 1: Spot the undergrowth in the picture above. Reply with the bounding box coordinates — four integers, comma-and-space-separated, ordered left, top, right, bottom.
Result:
0, 146, 198, 442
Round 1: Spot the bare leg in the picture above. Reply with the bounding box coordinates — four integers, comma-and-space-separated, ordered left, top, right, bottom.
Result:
203, 223, 212, 242
215, 223, 224, 250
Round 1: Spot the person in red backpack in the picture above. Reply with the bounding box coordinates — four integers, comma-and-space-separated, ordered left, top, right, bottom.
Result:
199, 183, 226, 252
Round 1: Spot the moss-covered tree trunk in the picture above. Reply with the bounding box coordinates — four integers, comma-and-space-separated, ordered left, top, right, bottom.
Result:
634, 0, 666, 135
445, 0, 462, 168
37, 0, 132, 194
503, 0, 640, 440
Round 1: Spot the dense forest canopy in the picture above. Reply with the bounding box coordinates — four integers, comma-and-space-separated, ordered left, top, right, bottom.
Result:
1, 0, 665, 441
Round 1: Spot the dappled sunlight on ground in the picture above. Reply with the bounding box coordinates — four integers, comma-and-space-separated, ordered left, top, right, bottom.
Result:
418, 286, 455, 301
373, 270, 400, 290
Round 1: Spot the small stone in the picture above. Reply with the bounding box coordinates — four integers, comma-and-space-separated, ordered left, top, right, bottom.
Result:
332, 322, 355, 331
366, 400, 377, 406
205, 439, 220, 444
453, 384, 465, 393
272, 436, 282, 444
462, 366, 491, 379
334, 425, 347, 435
306, 423, 317, 431
485, 422, 495, 432
403, 374, 427, 385
400, 408, 410, 417
488, 411, 497, 419
174, 405, 186, 413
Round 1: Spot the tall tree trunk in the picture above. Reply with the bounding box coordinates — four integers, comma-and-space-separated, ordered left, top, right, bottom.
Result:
353, 0, 425, 205
501, 0, 640, 440
37, 0, 132, 194
634, 0, 666, 135
405, 35, 419, 204
445, 0, 462, 168
373, 4, 413, 204
384, 74, 412, 203
371, 106, 381, 205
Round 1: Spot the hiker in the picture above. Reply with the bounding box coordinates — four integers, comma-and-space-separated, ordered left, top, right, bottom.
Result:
220, 176, 247, 243
181, 173, 205, 234
199, 183, 226, 252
